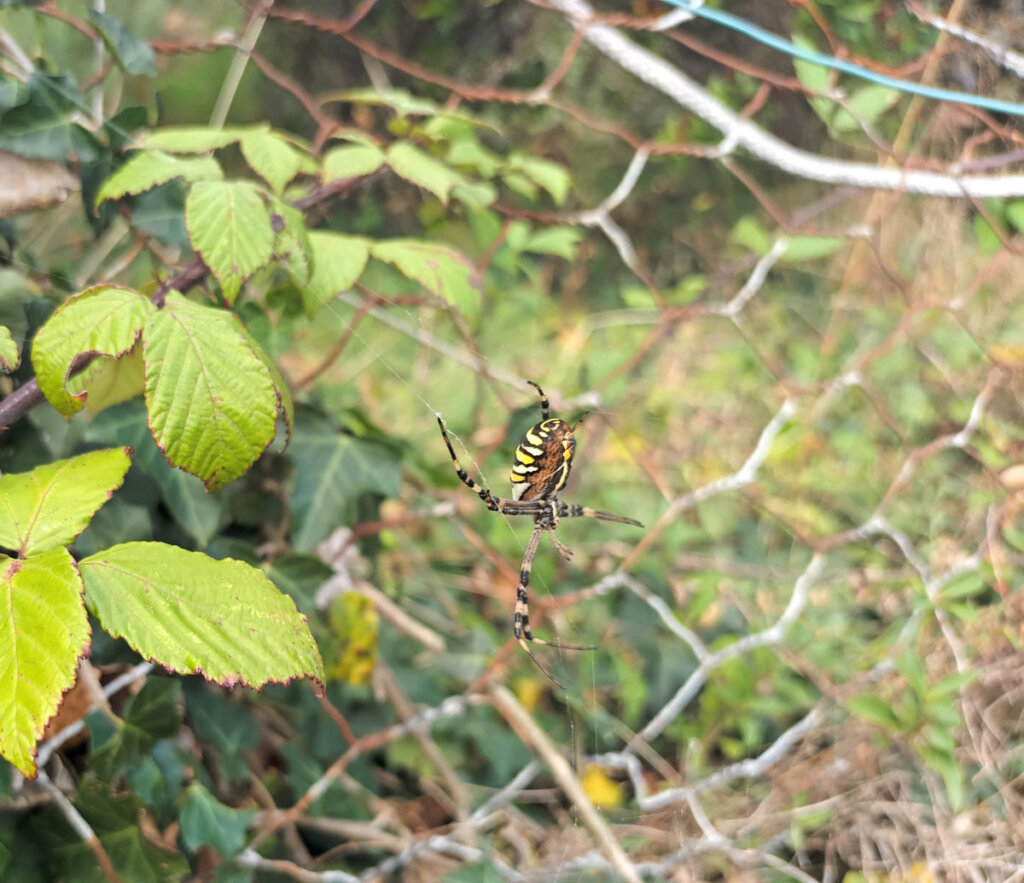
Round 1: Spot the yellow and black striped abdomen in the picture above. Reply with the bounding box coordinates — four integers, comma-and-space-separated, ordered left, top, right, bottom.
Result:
510, 418, 576, 501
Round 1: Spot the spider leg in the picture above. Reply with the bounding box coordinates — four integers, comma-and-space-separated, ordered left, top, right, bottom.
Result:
557, 502, 644, 528
513, 524, 594, 689
437, 416, 500, 511
526, 380, 550, 420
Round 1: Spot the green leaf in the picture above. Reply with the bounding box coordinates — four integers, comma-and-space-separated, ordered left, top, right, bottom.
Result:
731, 215, 770, 255
831, 84, 900, 134
325, 87, 440, 117
846, 694, 901, 730
140, 127, 245, 153
523, 226, 583, 260
0, 325, 18, 372
917, 745, 963, 811
506, 153, 571, 205
85, 401, 226, 547
89, 678, 182, 780
179, 783, 255, 857
71, 345, 145, 415
782, 235, 844, 262
0, 548, 90, 777
142, 292, 283, 491
31, 285, 154, 416
87, 9, 157, 77
239, 129, 303, 194
80, 542, 325, 689
95, 151, 223, 205
1006, 200, 1024, 233
370, 239, 481, 321
304, 231, 370, 313
185, 180, 275, 303
386, 143, 469, 205
269, 199, 312, 286
926, 669, 979, 702
321, 144, 385, 183
0, 448, 132, 556
289, 412, 400, 551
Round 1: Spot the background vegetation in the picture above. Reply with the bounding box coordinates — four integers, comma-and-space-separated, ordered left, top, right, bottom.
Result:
1, 0, 1024, 880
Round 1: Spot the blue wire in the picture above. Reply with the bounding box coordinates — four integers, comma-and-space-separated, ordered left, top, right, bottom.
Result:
659, 0, 1024, 118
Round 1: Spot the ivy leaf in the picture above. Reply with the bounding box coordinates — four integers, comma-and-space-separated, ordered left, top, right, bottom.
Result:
142, 292, 285, 491
304, 231, 370, 313
240, 129, 303, 194
0, 448, 132, 556
85, 401, 226, 546
87, 9, 157, 77
31, 285, 154, 416
321, 144, 385, 183
179, 783, 256, 857
370, 239, 481, 322
80, 541, 325, 690
0, 325, 18, 372
386, 143, 469, 205
0, 548, 90, 777
95, 151, 222, 205
184, 180, 275, 303
140, 127, 245, 153
289, 412, 400, 551
88, 677, 182, 780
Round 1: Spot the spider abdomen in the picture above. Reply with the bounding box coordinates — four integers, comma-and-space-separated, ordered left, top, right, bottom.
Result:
510, 417, 576, 501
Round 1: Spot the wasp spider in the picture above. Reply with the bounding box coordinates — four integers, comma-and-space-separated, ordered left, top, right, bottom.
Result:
437, 382, 642, 685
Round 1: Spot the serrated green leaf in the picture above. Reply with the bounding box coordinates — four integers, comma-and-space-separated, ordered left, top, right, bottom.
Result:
185, 180, 275, 303
386, 143, 469, 205
70, 345, 145, 416
269, 199, 312, 287
289, 412, 400, 551
0, 448, 131, 556
304, 231, 370, 313
846, 694, 901, 730
0, 325, 18, 372
321, 144, 385, 183
506, 154, 571, 205
95, 151, 222, 205
240, 129, 303, 194
140, 127, 245, 153
0, 548, 89, 777
523, 226, 582, 260
325, 87, 440, 116
87, 9, 156, 77
179, 783, 255, 857
782, 235, 844, 262
370, 239, 481, 321
31, 285, 154, 415
142, 292, 282, 491
80, 542, 324, 689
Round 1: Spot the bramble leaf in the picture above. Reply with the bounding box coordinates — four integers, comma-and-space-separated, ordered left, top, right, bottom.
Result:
387, 143, 469, 205
304, 231, 369, 313
80, 542, 325, 689
321, 144, 385, 183
370, 239, 481, 321
142, 292, 284, 491
140, 127, 245, 153
95, 151, 222, 205
0, 548, 90, 777
184, 180, 275, 303
0, 447, 131, 556
240, 129, 303, 194
31, 285, 154, 416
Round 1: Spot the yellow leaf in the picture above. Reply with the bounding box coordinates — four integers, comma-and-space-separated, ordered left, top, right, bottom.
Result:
580, 764, 623, 809
513, 676, 543, 712
326, 593, 378, 685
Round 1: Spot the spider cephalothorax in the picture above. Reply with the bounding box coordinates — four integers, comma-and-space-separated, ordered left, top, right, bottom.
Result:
437, 381, 642, 685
